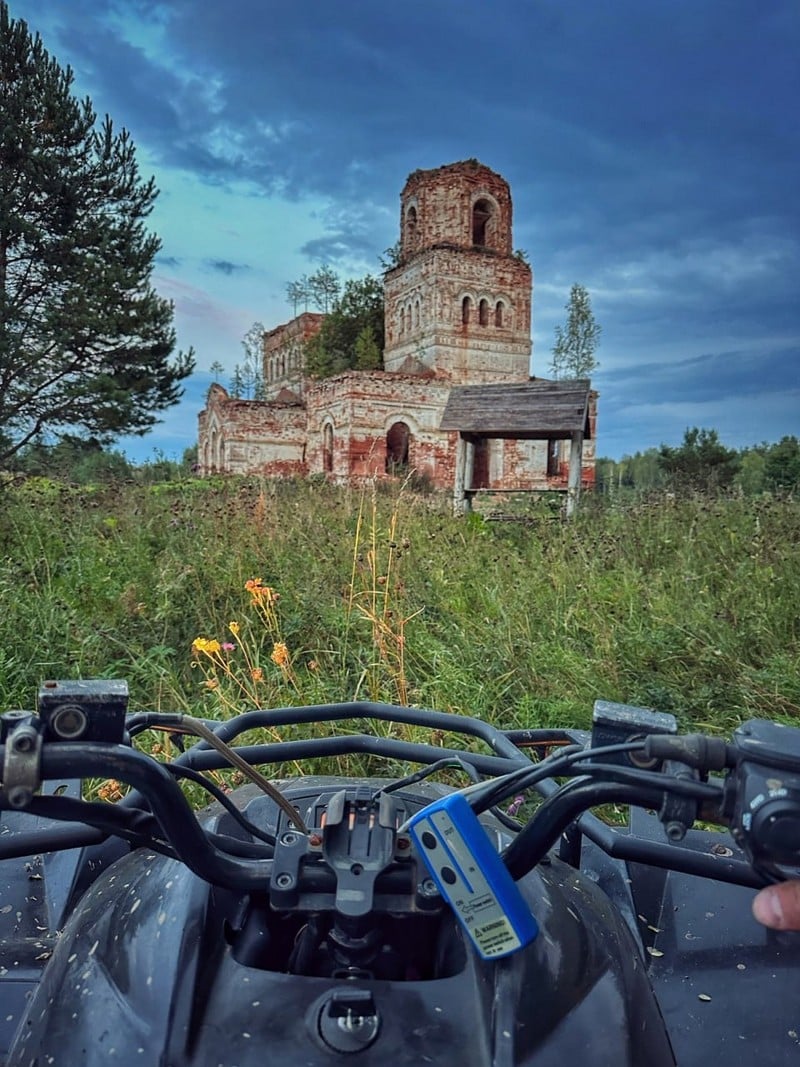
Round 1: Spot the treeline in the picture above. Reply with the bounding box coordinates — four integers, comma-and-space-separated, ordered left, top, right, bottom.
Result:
598, 428, 800, 495
4, 437, 198, 485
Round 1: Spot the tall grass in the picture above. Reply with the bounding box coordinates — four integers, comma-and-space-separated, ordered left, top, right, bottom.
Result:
0, 476, 797, 739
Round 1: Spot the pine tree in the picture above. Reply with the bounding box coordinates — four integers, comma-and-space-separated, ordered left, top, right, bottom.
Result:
354, 325, 381, 370
0, 4, 193, 464
549, 283, 601, 379
658, 428, 739, 492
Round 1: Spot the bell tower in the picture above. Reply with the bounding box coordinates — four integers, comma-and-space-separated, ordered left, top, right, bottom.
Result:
383, 161, 532, 382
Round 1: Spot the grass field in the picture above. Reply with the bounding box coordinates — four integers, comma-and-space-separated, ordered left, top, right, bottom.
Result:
0, 476, 797, 745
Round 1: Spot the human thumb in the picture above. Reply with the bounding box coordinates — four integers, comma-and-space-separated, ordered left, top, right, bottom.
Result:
752, 881, 800, 930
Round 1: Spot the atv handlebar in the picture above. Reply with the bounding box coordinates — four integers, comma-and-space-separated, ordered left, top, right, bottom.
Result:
2, 683, 800, 895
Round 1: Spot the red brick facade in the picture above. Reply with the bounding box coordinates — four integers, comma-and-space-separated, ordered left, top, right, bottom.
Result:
197, 161, 596, 491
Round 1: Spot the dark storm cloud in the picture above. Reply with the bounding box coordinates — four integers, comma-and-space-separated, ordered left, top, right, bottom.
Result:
300, 233, 381, 266
26, 1, 799, 259
602, 348, 800, 409
11, 0, 800, 457
204, 259, 251, 276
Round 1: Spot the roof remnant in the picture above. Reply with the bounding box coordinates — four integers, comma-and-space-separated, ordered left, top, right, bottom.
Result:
440, 379, 592, 439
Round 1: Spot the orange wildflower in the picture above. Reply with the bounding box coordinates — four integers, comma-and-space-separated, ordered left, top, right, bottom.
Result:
271, 641, 290, 668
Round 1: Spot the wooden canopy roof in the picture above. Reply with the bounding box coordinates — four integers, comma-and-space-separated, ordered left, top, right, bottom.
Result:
439, 379, 592, 440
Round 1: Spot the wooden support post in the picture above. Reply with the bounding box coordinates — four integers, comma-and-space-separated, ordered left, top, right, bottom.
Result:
453, 435, 476, 515
566, 431, 583, 519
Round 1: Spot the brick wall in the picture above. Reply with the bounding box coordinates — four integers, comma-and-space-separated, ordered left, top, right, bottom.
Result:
197, 160, 597, 496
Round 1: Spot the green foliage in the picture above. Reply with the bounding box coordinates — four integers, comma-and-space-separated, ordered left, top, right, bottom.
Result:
286, 266, 341, 315
306, 265, 341, 313
550, 283, 601, 379
305, 274, 384, 379
0, 4, 194, 464
596, 449, 665, 494
379, 242, 402, 270
0, 478, 797, 742
658, 428, 740, 493
11, 437, 133, 483
354, 324, 382, 370
764, 436, 800, 491
599, 434, 800, 498
736, 448, 767, 495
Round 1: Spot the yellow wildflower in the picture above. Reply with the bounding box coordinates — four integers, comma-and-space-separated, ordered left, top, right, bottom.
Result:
228, 621, 240, 636
250, 667, 264, 682
192, 637, 222, 655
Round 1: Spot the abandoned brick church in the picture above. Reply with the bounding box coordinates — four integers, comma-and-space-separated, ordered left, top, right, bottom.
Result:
197, 160, 597, 494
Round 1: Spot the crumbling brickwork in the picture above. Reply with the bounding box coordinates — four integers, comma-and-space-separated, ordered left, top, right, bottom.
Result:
384, 162, 531, 381
197, 160, 596, 493
262, 312, 324, 401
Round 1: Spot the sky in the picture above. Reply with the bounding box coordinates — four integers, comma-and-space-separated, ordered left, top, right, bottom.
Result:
8, 0, 800, 462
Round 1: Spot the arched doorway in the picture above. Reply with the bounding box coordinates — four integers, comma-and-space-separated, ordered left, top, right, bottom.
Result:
386, 421, 411, 473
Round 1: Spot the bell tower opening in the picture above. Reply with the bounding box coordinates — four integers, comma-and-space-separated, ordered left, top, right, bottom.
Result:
405, 204, 418, 254
472, 198, 492, 247
382, 161, 532, 380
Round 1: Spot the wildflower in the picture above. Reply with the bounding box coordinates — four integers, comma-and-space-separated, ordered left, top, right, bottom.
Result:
271, 641, 290, 668
192, 637, 222, 655
228, 621, 240, 636
245, 578, 278, 605
307, 660, 319, 672
506, 795, 525, 818
202, 678, 220, 690
250, 667, 264, 682
222, 642, 236, 652
98, 779, 124, 802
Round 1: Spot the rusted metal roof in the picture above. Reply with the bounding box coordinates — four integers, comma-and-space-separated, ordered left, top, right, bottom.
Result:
439, 378, 592, 439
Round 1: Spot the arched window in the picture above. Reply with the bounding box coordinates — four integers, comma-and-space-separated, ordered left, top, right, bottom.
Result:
413, 300, 420, 328
386, 421, 410, 472
405, 306, 412, 333
462, 296, 472, 325
495, 301, 505, 327
479, 299, 489, 326
405, 205, 418, 251
323, 424, 334, 473
472, 198, 492, 246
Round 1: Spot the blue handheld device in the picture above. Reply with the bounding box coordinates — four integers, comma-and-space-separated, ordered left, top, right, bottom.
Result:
408, 792, 539, 959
